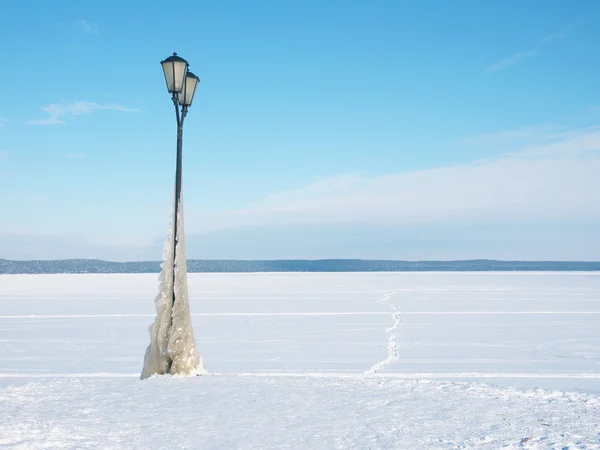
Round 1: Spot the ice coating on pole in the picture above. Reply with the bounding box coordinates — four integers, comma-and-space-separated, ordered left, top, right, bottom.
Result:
140, 193, 205, 379
140, 205, 175, 379
167, 193, 206, 376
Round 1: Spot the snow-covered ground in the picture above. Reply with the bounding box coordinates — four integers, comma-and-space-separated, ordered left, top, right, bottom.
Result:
1, 272, 599, 448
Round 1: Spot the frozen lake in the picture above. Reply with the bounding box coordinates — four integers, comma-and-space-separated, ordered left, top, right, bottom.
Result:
1, 272, 599, 392
1, 272, 600, 448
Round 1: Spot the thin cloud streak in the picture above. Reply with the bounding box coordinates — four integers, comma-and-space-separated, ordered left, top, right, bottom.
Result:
75, 19, 100, 35
540, 21, 583, 44
540, 32, 567, 44
26, 101, 139, 125
459, 125, 560, 147
485, 50, 536, 72
486, 22, 580, 72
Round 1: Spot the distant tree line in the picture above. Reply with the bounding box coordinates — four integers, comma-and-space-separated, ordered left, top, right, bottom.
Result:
1, 259, 599, 274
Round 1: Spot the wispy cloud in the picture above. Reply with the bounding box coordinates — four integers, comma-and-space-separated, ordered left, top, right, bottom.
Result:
0, 118, 6, 127
187, 126, 600, 234
459, 124, 560, 147
540, 21, 582, 44
540, 32, 567, 44
26, 101, 139, 125
28, 117, 65, 126
486, 22, 580, 72
485, 50, 536, 72
76, 19, 100, 35
0, 150, 8, 158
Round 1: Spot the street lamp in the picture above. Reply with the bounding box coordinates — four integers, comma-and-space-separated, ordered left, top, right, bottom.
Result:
140, 53, 204, 379
160, 52, 188, 94
152, 52, 203, 376
160, 53, 200, 312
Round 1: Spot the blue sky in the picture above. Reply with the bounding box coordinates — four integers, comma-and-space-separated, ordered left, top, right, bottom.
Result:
1, 0, 600, 261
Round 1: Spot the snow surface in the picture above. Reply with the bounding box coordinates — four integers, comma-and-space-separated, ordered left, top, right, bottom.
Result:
1, 272, 600, 448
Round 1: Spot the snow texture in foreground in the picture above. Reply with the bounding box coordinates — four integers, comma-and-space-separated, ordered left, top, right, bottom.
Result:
1, 375, 599, 449
141, 195, 205, 379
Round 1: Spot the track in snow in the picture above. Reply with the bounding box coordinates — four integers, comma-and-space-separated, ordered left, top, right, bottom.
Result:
364, 291, 402, 375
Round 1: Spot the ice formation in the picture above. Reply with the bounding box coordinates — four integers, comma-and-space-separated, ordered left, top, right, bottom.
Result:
141, 193, 206, 379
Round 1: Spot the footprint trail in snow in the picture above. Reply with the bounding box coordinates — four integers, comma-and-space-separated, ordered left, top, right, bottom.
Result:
364, 291, 402, 375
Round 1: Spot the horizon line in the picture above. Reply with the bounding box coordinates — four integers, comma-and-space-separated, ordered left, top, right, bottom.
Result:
2, 258, 600, 263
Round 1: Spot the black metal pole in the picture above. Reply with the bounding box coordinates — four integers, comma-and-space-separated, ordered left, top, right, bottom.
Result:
172, 98, 185, 311
167, 97, 187, 373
